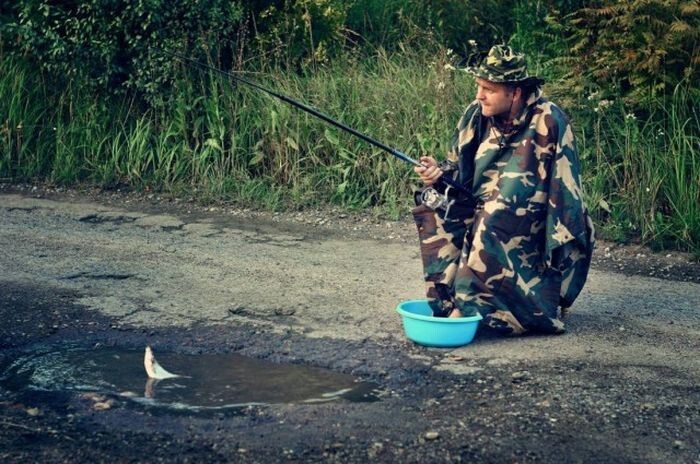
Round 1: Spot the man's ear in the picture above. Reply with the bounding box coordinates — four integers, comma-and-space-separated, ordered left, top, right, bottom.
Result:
513, 86, 523, 102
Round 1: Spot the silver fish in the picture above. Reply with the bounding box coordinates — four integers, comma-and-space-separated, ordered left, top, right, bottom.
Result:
144, 346, 181, 380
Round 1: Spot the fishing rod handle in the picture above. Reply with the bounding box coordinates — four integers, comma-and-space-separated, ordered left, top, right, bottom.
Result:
411, 156, 465, 193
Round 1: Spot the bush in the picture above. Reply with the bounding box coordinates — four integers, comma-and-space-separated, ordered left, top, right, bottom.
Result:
555, 0, 700, 107
346, 0, 518, 54
244, 0, 349, 67
1, 0, 245, 97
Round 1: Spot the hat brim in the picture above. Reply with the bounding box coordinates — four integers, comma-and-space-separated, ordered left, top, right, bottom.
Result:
464, 67, 545, 86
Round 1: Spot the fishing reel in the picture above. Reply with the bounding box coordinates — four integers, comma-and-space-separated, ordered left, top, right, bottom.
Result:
418, 182, 480, 223
418, 186, 460, 222
420, 187, 452, 210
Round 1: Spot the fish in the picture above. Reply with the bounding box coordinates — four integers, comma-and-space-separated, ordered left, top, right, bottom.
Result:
144, 346, 182, 379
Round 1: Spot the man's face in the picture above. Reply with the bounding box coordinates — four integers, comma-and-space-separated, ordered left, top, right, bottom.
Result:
475, 78, 515, 118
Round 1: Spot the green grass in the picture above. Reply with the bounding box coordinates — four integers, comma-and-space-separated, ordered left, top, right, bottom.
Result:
578, 81, 699, 253
1, 49, 698, 253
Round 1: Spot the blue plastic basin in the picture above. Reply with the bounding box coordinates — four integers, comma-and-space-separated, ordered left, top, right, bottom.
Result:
396, 299, 482, 347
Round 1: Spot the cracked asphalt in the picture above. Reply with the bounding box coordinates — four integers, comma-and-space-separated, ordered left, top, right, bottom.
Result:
0, 188, 698, 463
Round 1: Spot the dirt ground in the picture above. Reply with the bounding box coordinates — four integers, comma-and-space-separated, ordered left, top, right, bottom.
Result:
1, 184, 699, 463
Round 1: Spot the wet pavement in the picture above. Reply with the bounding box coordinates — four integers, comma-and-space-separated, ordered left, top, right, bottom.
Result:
1, 190, 699, 463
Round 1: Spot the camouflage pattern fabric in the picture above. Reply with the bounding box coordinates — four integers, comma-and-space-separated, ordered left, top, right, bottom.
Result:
412, 88, 595, 335
464, 44, 544, 86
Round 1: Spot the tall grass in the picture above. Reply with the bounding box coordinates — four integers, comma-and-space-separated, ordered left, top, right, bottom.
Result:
578, 82, 699, 252
1, 49, 698, 253
0, 59, 53, 179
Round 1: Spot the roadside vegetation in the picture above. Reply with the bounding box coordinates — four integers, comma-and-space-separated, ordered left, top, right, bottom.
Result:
0, 0, 698, 253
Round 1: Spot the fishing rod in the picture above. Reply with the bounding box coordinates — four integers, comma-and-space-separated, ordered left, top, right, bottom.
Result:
160, 49, 467, 194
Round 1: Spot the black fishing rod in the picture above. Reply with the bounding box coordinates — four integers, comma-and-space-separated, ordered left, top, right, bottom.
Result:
160, 49, 467, 194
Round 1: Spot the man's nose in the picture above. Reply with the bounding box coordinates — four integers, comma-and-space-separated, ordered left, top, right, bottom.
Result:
476, 88, 485, 100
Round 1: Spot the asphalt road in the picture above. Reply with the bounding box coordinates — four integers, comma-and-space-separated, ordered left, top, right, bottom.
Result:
1, 189, 698, 463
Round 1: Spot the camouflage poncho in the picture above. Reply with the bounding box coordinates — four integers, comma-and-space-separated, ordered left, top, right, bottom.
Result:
413, 88, 595, 335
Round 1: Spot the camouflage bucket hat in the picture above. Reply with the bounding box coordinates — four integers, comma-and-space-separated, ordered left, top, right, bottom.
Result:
465, 44, 544, 85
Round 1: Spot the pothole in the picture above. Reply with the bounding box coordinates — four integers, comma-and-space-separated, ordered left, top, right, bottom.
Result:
79, 212, 139, 224
0, 345, 380, 412
61, 272, 135, 280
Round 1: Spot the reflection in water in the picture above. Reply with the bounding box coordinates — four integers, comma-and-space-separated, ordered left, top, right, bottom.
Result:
144, 377, 157, 399
0, 345, 380, 411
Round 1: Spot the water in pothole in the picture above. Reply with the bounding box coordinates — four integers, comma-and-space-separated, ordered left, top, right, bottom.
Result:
0, 345, 380, 411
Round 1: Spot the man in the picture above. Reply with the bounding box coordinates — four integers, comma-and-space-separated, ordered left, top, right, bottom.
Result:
413, 45, 594, 335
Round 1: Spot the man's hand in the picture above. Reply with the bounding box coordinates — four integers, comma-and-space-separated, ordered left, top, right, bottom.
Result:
414, 156, 443, 186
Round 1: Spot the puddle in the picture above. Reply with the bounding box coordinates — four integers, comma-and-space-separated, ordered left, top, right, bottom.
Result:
0, 345, 379, 411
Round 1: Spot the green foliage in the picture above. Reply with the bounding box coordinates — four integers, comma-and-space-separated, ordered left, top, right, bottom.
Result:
0, 56, 53, 179
555, 0, 700, 106
345, 0, 518, 53
1, 0, 244, 96
578, 84, 699, 251
1, 1, 698, 251
508, 1, 572, 81
0, 45, 472, 207
244, 0, 349, 67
